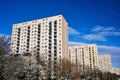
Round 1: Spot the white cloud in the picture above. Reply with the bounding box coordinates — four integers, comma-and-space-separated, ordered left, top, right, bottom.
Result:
92, 25, 114, 32
98, 45, 120, 54
92, 25, 104, 32
100, 32, 120, 36
92, 25, 120, 36
83, 25, 120, 41
68, 27, 80, 35
68, 41, 87, 46
83, 34, 106, 41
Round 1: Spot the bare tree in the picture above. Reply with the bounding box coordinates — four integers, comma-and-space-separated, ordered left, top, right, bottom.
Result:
0, 35, 11, 56
0, 35, 11, 80
52, 58, 76, 79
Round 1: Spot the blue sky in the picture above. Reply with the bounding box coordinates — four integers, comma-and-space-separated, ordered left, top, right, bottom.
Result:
0, 0, 120, 68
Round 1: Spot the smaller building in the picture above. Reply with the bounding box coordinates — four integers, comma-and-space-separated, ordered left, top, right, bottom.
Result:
111, 67, 120, 75
99, 54, 112, 72
68, 44, 99, 74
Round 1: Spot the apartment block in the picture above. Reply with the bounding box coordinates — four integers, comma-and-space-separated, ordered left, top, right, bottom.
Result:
111, 68, 120, 75
68, 44, 99, 74
11, 14, 68, 61
99, 54, 112, 72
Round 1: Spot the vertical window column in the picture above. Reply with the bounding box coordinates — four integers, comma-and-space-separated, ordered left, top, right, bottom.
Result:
26, 26, 30, 52
48, 22, 52, 59
54, 20, 57, 59
48, 21, 52, 78
53, 20, 57, 75
16, 28, 21, 54
37, 24, 41, 54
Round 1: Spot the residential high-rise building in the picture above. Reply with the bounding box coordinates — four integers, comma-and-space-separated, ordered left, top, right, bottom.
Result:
11, 15, 68, 69
68, 44, 99, 74
99, 54, 112, 72
11, 15, 68, 78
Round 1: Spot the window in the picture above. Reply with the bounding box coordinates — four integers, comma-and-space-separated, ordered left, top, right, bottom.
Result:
59, 55, 61, 58
37, 41, 40, 44
28, 26, 30, 29
49, 46, 51, 49
49, 43, 51, 46
54, 32, 57, 34
38, 23, 41, 27
54, 35, 57, 38
54, 46, 57, 49
37, 38, 40, 40
49, 22, 52, 25
49, 32, 52, 35
49, 58, 51, 61
54, 39, 57, 42
49, 54, 51, 57
49, 51, 51, 53
59, 19, 61, 21
49, 40, 51, 42
54, 20, 57, 24
49, 36, 51, 39
54, 57, 57, 60
38, 34, 40, 37
54, 50, 57, 53
54, 43, 57, 45
37, 48, 40, 51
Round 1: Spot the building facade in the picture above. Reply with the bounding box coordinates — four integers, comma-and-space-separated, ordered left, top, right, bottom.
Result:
11, 14, 68, 59
99, 54, 112, 72
68, 44, 99, 74
11, 15, 68, 78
